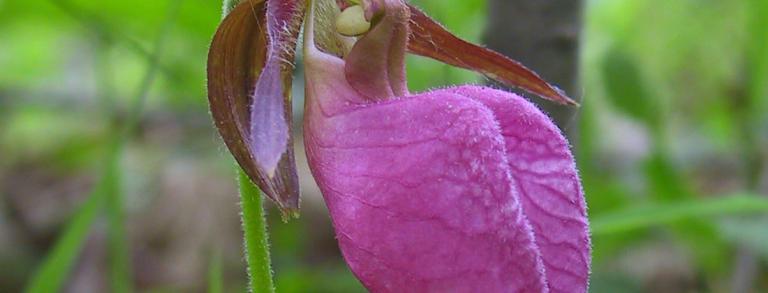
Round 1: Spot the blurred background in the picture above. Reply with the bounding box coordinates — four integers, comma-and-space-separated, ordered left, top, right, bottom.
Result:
1, 0, 767, 292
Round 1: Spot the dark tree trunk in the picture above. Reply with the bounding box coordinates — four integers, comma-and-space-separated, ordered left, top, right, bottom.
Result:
483, 0, 584, 137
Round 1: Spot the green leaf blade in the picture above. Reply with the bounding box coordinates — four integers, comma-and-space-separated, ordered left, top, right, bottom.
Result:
592, 195, 768, 236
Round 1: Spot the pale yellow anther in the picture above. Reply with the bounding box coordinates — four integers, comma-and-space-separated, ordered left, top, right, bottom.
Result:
335, 5, 370, 37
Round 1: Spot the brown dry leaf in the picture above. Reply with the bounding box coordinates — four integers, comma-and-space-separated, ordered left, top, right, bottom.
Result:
406, 4, 577, 105
207, 0, 300, 216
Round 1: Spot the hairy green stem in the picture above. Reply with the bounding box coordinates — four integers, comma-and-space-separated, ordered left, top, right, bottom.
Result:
237, 169, 275, 293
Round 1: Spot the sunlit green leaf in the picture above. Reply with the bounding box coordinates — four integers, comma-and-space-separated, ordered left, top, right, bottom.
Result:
592, 195, 768, 235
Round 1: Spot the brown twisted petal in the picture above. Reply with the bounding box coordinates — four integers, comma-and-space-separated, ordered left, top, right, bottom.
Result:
207, 0, 301, 217
405, 4, 578, 106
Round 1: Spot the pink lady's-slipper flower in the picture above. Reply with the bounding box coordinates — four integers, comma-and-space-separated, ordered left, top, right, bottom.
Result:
207, 0, 590, 292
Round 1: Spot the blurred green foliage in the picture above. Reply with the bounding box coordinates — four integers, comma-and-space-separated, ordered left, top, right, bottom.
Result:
0, 0, 767, 292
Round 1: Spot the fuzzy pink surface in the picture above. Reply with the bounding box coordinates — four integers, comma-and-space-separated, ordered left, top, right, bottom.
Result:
303, 50, 589, 292
442, 86, 591, 293
301, 0, 589, 291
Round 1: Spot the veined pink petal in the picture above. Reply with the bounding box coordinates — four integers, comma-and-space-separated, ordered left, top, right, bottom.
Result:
302, 0, 589, 291
303, 56, 550, 292
442, 86, 591, 293
303, 1, 549, 291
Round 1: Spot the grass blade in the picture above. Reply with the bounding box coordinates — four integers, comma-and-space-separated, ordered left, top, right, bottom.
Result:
105, 166, 131, 293
24, 1, 182, 291
24, 143, 120, 293
103, 1, 182, 289
208, 250, 224, 293
591, 195, 768, 236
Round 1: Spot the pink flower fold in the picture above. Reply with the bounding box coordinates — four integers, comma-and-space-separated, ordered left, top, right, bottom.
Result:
302, 1, 590, 291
